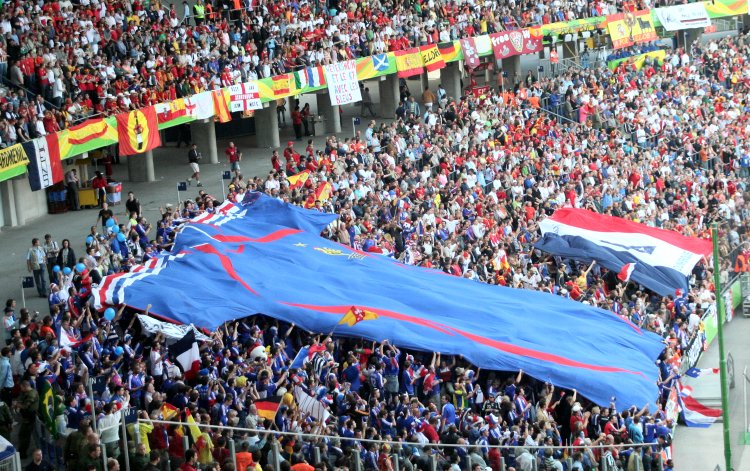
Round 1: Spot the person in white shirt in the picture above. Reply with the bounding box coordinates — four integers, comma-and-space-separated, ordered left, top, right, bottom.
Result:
97, 402, 123, 458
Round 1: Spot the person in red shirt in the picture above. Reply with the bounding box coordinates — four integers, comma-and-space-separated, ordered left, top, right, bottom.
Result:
179, 450, 199, 471
225, 142, 242, 178
92, 171, 108, 208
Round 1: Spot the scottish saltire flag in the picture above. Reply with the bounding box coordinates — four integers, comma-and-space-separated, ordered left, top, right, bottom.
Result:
537, 208, 712, 296
678, 381, 721, 427
685, 367, 719, 378
94, 193, 664, 407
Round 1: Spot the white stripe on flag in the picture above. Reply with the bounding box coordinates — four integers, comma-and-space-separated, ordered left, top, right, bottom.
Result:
293, 386, 330, 422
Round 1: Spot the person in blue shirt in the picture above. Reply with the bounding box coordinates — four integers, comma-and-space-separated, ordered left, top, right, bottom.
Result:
440, 395, 456, 432
380, 340, 400, 402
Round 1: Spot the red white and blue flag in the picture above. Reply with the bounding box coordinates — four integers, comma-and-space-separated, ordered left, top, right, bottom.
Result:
537, 208, 712, 296
685, 367, 719, 378
23, 135, 63, 191
617, 263, 636, 282
677, 381, 721, 427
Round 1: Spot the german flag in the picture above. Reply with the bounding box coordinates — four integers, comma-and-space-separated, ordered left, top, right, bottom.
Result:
394, 48, 424, 78
116, 106, 161, 156
255, 396, 282, 420
438, 41, 462, 63
212, 89, 231, 123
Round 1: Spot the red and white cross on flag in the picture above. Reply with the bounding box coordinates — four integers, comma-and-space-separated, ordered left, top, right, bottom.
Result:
229, 82, 262, 112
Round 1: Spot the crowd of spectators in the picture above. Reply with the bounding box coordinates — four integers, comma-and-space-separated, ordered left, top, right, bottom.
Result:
0, 0, 669, 148
8, 18, 750, 471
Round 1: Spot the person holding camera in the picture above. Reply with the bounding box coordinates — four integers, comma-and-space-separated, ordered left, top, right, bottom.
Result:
187, 143, 202, 187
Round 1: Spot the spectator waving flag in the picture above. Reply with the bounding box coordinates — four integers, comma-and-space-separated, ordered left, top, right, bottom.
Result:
254, 396, 282, 420
39, 379, 59, 437
172, 330, 201, 380
293, 385, 330, 422
677, 381, 722, 427
617, 263, 636, 282
116, 106, 161, 156
338, 306, 379, 326
536, 208, 712, 296
685, 367, 720, 378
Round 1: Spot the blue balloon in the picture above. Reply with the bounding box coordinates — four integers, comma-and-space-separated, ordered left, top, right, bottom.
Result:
75, 263, 86, 273
53, 265, 60, 273
62, 267, 72, 275
112, 225, 120, 234
117, 233, 126, 242
106, 218, 115, 227
104, 307, 116, 321
86, 236, 94, 244
113, 346, 124, 357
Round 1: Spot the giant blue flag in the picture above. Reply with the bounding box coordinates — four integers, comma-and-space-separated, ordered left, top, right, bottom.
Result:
95, 193, 664, 407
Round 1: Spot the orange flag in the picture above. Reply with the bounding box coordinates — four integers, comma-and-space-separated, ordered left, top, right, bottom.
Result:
212, 89, 231, 123
116, 106, 161, 156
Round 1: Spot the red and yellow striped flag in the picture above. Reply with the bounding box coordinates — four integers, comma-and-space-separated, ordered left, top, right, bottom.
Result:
394, 48, 424, 78
420, 44, 446, 72
212, 89, 231, 123
287, 170, 310, 190
314, 182, 333, 202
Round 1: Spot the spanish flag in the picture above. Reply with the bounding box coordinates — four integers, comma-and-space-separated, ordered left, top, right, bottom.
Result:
394, 48, 424, 78
185, 409, 202, 443
212, 89, 231, 123
255, 396, 282, 420
160, 402, 180, 420
314, 182, 333, 202
420, 44, 446, 72
339, 306, 379, 326
287, 170, 310, 190
272, 74, 292, 97
116, 105, 161, 156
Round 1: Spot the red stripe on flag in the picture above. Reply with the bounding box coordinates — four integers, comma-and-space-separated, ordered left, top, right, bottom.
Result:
547, 208, 712, 255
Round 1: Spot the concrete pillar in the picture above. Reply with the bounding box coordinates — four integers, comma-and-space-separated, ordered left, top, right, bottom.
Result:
379, 75, 399, 117
126, 150, 155, 182
255, 101, 280, 149
316, 93, 341, 135
419, 72, 429, 93
562, 40, 577, 61
1, 179, 17, 226
501, 55, 521, 89
440, 62, 461, 101
682, 28, 702, 50
484, 60, 493, 85
12, 178, 27, 226
190, 119, 218, 164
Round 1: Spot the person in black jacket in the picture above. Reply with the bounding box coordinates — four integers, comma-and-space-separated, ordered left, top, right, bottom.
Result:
187, 143, 202, 187
55, 239, 76, 269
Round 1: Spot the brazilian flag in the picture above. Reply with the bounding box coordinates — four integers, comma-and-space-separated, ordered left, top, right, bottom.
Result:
38, 379, 59, 438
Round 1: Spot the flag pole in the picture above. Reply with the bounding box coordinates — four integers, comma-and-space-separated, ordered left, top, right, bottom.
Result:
711, 223, 732, 471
